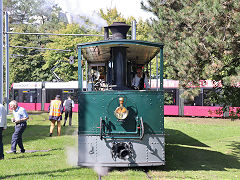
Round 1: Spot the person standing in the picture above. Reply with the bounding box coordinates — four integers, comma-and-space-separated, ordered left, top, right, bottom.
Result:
48, 95, 64, 136
63, 96, 74, 126
0, 103, 7, 159
9, 100, 28, 154
132, 68, 150, 90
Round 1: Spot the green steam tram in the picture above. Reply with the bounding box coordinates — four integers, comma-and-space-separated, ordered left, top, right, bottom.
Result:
77, 22, 164, 167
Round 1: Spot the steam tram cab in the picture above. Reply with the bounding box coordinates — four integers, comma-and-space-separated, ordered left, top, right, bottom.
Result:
77, 22, 165, 167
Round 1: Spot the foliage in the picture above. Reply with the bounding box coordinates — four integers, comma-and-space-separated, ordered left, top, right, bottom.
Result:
5, 0, 103, 83
5, 2, 159, 83
4, 0, 70, 83
142, 0, 240, 107
164, 92, 174, 105
42, 23, 101, 81
99, 8, 126, 26
99, 7, 162, 77
4, 0, 35, 24
99, 7, 152, 41
4, 0, 62, 25
9, 25, 49, 83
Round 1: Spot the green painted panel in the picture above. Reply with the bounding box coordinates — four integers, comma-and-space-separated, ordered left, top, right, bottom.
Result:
78, 91, 164, 135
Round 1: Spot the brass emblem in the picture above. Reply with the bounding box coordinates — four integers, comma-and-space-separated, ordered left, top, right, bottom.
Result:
114, 97, 129, 120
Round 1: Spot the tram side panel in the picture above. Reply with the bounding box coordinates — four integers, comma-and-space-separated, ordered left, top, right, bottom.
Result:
183, 88, 224, 117
12, 82, 42, 111
11, 80, 237, 117
164, 88, 179, 116
78, 91, 165, 167
44, 81, 80, 112
163, 87, 227, 117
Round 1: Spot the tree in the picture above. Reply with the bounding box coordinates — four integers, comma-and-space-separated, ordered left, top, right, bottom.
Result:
4, 0, 35, 24
99, 8, 161, 76
42, 23, 101, 81
142, 0, 240, 110
5, 0, 75, 83
99, 7, 152, 41
9, 25, 49, 83
4, 0, 63, 26
99, 7, 126, 26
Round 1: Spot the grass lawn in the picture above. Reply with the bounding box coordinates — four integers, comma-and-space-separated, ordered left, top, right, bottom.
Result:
0, 113, 239, 179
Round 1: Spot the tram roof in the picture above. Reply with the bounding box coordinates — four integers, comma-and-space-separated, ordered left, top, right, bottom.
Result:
77, 40, 164, 65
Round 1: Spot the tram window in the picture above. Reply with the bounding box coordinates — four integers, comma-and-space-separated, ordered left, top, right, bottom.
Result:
13, 90, 19, 102
70, 89, 78, 103
184, 93, 203, 106
21, 90, 37, 103
164, 89, 177, 105
203, 89, 217, 106
62, 89, 78, 103
63, 89, 74, 93
184, 98, 194, 106
46, 89, 62, 103
194, 93, 203, 106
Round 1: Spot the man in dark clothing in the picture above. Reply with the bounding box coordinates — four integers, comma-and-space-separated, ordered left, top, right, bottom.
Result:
63, 96, 74, 126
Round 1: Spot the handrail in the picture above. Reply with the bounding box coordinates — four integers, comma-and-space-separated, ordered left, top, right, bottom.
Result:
99, 117, 103, 140
139, 117, 144, 139
99, 116, 144, 139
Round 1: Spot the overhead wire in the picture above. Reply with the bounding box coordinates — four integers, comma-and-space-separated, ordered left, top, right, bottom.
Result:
6, 32, 104, 37
9, 45, 73, 52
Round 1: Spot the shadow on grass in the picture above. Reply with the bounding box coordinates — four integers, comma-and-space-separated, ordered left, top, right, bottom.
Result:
9, 153, 52, 160
228, 141, 240, 160
0, 167, 87, 179
7, 148, 63, 160
161, 129, 240, 171
110, 129, 240, 173
3, 124, 76, 145
160, 144, 240, 171
112, 144, 240, 173
150, 129, 240, 171
165, 129, 209, 147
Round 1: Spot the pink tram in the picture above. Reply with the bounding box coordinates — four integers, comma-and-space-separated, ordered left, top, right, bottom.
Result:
12, 80, 238, 117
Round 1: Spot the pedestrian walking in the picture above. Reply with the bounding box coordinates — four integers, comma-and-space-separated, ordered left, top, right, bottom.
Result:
63, 95, 74, 126
8, 100, 28, 154
48, 95, 64, 136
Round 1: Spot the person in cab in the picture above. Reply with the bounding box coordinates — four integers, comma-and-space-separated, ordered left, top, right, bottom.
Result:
131, 68, 150, 90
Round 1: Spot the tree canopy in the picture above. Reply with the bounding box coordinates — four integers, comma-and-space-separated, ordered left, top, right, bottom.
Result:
5, 0, 240, 112
42, 23, 101, 81
9, 25, 48, 83
4, 0, 62, 26
142, 0, 240, 107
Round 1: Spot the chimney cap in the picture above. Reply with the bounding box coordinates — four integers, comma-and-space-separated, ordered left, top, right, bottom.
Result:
107, 22, 130, 28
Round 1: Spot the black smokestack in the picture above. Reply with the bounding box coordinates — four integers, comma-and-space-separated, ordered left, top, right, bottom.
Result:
104, 27, 109, 40
108, 22, 131, 89
108, 22, 131, 40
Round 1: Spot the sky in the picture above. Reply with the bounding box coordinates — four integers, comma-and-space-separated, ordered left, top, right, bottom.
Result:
54, 0, 154, 23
